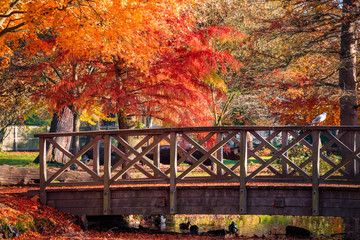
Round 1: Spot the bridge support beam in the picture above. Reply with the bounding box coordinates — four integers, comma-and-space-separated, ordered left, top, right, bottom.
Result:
169, 132, 177, 214
239, 130, 247, 214
39, 138, 47, 205
312, 131, 320, 216
103, 135, 111, 215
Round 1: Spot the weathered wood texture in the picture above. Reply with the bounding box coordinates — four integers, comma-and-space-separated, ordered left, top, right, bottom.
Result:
0, 165, 39, 185
45, 186, 360, 218
35, 126, 360, 217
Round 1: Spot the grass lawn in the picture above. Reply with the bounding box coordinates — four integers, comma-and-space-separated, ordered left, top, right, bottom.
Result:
0, 151, 39, 167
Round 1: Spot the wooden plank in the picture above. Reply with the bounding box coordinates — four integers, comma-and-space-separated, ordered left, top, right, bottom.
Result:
177, 188, 239, 198
47, 181, 103, 187
111, 207, 169, 216
282, 131, 289, 176
93, 138, 100, 175
320, 199, 360, 208
321, 208, 360, 218
239, 130, 247, 214
153, 135, 161, 178
54, 199, 103, 208
246, 197, 312, 207
103, 134, 111, 215
177, 197, 239, 206
111, 197, 166, 207
111, 190, 168, 198
39, 137, 47, 205
216, 132, 223, 176
247, 188, 312, 198
47, 191, 103, 200
320, 189, 360, 199
312, 130, 320, 216
34, 126, 360, 139
111, 179, 169, 185
169, 132, 177, 214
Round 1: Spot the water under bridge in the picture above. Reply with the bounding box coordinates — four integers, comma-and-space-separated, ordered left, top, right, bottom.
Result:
34, 126, 360, 218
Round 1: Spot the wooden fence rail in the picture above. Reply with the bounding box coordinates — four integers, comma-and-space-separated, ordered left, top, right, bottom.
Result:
35, 126, 360, 216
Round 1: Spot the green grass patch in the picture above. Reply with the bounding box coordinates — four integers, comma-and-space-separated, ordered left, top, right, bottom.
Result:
0, 152, 63, 168
0, 152, 38, 167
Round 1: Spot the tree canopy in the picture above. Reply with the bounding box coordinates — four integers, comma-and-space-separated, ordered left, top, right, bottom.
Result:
1, 0, 360, 130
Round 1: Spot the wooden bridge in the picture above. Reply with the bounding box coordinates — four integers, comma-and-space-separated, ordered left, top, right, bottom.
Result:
35, 126, 360, 218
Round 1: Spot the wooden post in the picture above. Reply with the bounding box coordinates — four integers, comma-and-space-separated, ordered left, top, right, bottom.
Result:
103, 135, 111, 215
93, 139, 100, 175
169, 132, 177, 214
39, 137, 47, 205
239, 130, 247, 214
312, 130, 320, 216
282, 131, 289, 177
216, 133, 224, 176
153, 135, 160, 178
355, 131, 359, 175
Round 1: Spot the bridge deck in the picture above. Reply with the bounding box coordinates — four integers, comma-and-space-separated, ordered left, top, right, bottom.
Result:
35, 126, 360, 218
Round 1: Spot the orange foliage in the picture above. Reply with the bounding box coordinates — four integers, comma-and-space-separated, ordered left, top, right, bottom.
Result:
0, 187, 81, 239
260, 70, 340, 125
25, 23, 241, 128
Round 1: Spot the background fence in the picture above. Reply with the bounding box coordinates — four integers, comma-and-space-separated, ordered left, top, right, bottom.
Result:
1, 126, 49, 151
1, 125, 119, 151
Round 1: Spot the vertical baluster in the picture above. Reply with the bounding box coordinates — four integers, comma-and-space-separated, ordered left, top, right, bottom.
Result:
39, 137, 47, 205
217, 132, 224, 176
169, 132, 177, 214
312, 130, 320, 216
239, 130, 247, 214
103, 135, 111, 215
355, 131, 359, 176
282, 131, 289, 177
93, 139, 100, 175
153, 135, 161, 178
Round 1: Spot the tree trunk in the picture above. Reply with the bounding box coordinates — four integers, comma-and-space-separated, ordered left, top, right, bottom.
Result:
339, 0, 358, 175
34, 107, 74, 163
71, 110, 81, 154
117, 109, 138, 179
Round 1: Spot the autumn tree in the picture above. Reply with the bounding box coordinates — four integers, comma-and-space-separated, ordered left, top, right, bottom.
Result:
3, 0, 247, 164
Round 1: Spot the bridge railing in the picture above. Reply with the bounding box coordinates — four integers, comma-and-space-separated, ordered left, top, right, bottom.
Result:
35, 126, 360, 215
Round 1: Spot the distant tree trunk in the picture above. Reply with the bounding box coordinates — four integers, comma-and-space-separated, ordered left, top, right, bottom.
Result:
339, 0, 358, 174
33, 107, 74, 163
339, 0, 358, 126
